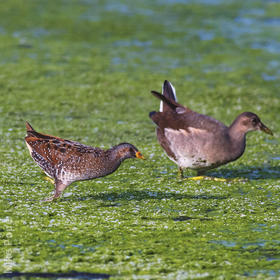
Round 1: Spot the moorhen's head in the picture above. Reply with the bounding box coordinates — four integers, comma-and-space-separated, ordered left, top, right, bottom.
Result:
234, 112, 273, 135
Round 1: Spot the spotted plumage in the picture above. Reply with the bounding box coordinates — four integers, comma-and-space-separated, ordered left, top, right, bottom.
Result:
25, 122, 144, 201
149, 80, 273, 177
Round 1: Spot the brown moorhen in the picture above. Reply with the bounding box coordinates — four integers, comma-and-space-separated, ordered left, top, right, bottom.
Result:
149, 80, 273, 179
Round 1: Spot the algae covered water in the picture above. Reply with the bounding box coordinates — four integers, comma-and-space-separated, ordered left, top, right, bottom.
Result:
0, 0, 280, 279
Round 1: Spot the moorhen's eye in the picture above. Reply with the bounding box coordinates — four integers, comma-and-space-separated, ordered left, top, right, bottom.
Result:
251, 118, 258, 125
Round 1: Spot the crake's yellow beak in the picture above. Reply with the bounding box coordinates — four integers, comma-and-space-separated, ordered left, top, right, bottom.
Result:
136, 151, 145, 159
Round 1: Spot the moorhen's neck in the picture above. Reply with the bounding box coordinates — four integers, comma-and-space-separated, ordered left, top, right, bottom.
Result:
228, 119, 247, 158
228, 117, 248, 141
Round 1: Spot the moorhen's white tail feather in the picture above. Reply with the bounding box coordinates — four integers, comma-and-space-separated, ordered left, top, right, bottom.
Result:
160, 80, 177, 112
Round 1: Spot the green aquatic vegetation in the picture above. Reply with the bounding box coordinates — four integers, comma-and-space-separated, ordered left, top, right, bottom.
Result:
0, 0, 280, 279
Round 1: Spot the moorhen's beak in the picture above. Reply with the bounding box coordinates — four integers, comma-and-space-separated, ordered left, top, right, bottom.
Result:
136, 151, 145, 160
259, 122, 273, 136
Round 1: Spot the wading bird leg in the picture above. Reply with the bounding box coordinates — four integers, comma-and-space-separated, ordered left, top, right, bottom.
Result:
42, 180, 68, 202
177, 167, 184, 179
